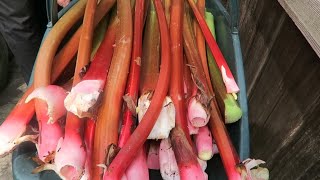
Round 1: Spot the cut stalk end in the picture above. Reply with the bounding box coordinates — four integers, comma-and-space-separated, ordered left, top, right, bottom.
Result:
224, 94, 242, 124
138, 94, 175, 139
64, 80, 103, 118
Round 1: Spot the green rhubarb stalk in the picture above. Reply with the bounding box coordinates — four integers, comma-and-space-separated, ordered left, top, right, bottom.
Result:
205, 12, 242, 124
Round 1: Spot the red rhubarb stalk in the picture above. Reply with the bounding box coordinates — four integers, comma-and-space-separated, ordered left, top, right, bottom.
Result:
137, 2, 174, 140
81, 118, 95, 180
186, 0, 239, 93
169, 0, 193, 145
103, 0, 171, 178
118, 0, 145, 148
117, 0, 149, 179
92, 0, 133, 178
194, 126, 213, 161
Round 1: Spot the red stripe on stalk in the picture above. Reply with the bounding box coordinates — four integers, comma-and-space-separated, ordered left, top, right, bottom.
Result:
186, 0, 239, 93
103, 0, 171, 178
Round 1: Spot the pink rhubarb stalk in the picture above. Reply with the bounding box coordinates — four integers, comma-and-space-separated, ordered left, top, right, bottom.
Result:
102, 0, 171, 178
186, 0, 239, 93
0, 88, 37, 156
117, 0, 149, 179
81, 118, 95, 180
147, 141, 160, 170
170, 127, 205, 180
54, 0, 99, 178
25, 85, 67, 162
194, 126, 213, 161
159, 138, 180, 180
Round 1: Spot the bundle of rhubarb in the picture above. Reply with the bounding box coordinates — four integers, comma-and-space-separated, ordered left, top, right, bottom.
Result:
0, 0, 269, 179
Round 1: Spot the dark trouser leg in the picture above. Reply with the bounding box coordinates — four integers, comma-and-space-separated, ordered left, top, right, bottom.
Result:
0, 0, 46, 83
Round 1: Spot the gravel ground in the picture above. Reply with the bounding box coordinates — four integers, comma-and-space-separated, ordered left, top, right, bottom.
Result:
0, 61, 27, 180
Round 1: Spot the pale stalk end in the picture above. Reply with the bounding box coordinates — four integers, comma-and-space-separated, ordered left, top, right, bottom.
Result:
159, 138, 180, 180
187, 117, 199, 135
54, 136, 87, 180
224, 94, 242, 124
64, 80, 103, 118
188, 97, 210, 127
138, 94, 175, 139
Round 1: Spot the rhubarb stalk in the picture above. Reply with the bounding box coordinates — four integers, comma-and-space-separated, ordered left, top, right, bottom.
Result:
186, 0, 239, 93
117, 0, 149, 179
92, 0, 133, 178
81, 118, 95, 180
194, 126, 213, 161
170, 127, 205, 180
205, 12, 242, 123
25, 86, 67, 162
0, 0, 116, 157
137, 2, 175, 140
183, 5, 241, 179
169, 0, 192, 144
103, 0, 171, 178
147, 141, 160, 170
54, 0, 98, 178
159, 138, 180, 180
32, 0, 87, 164
183, 9, 210, 129
194, 0, 211, 89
